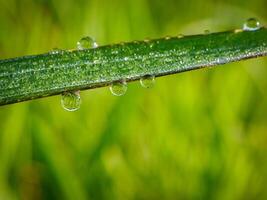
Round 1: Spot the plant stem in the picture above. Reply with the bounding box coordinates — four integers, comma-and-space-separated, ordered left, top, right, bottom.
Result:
1, 28, 267, 106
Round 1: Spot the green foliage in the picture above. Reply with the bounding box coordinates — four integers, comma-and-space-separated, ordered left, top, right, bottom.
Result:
1, 0, 267, 200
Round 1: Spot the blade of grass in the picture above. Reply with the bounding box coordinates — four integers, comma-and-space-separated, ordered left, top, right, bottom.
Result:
1, 28, 267, 106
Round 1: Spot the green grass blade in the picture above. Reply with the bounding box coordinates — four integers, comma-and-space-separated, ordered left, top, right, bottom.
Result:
1, 28, 267, 106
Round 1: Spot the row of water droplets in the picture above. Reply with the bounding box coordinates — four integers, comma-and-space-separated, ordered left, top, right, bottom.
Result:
60, 37, 155, 111
60, 18, 261, 111
110, 75, 155, 96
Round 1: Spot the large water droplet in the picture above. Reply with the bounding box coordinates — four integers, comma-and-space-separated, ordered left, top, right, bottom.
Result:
61, 91, 81, 111
243, 18, 260, 31
77, 36, 98, 50
140, 75, 155, 89
110, 81, 127, 96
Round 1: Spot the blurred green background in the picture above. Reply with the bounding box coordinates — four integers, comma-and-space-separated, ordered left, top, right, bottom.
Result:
1, 0, 267, 199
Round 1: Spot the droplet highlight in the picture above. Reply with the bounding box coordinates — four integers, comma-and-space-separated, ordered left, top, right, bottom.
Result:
243, 18, 260, 31
110, 81, 127, 96
61, 91, 81, 111
140, 75, 155, 89
50, 48, 63, 54
234, 29, 243, 33
144, 39, 150, 43
177, 34, 184, 38
77, 36, 98, 50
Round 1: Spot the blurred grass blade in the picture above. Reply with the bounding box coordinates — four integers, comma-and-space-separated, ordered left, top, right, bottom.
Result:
1, 28, 267, 106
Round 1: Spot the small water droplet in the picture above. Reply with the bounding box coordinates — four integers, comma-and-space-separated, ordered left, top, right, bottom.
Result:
110, 81, 127, 96
61, 91, 81, 111
165, 36, 171, 40
177, 34, 184, 38
50, 48, 63, 54
140, 75, 155, 89
77, 36, 98, 50
243, 18, 260, 31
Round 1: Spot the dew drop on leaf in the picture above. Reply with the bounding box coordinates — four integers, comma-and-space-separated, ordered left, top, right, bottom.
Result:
61, 91, 81, 111
50, 48, 64, 54
243, 18, 261, 31
77, 36, 98, 50
140, 75, 155, 89
110, 81, 127, 96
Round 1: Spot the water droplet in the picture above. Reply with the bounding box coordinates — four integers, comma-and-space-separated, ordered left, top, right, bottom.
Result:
61, 91, 81, 111
177, 34, 184, 38
77, 36, 98, 50
110, 81, 127, 96
140, 75, 155, 89
243, 18, 260, 31
50, 48, 63, 54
